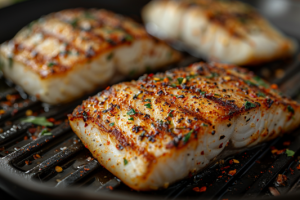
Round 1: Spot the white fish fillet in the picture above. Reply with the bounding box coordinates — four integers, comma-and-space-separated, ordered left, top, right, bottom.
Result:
68, 62, 300, 190
0, 8, 181, 104
142, 0, 297, 65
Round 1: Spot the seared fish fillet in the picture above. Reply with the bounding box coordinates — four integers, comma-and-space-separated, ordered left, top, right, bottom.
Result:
68, 62, 300, 190
0, 9, 180, 104
142, 0, 296, 65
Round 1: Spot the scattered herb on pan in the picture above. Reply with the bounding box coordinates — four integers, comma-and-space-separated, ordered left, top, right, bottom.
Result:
257, 92, 266, 97
244, 101, 256, 110
48, 62, 56, 67
123, 158, 128, 165
144, 99, 151, 102
109, 122, 115, 127
106, 52, 114, 60
200, 91, 206, 96
244, 80, 257, 87
183, 129, 194, 144
201, 123, 208, 127
286, 149, 295, 157
214, 93, 221, 97
8, 55, 13, 68
84, 11, 95, 19
287, 105, 294, 114
186, 74, 197, 80
40, 128, 52, 136
167, 76, 173, 81
144, 103, 152, 109
21, 116, 53, 127
127, 109, 136, 116
125, 35, 133, 42
253, 76, 269, 88
206, 72, 218, 79
128, 117, 134, 121
69, 18, 79, 28
168, 110, 174, 117
177, 77, 184, 84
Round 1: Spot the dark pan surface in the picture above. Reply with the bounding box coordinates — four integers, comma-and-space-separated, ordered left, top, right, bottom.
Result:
0, 0, 300, 200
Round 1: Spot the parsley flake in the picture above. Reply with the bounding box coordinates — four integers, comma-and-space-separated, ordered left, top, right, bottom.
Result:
200, 91, 206, 96
183, 129, 194, 144
244, 101, 256, 110
40, 128, 52, 136
144, 99, 151, 102
206, 72, 218, 79
286, 149, 295, 157
257, 92, 266, 97
107, 52, 114, 60
244, 80, 257, 87
144, 103, 152, 109
128, 117, 134, 121
168, 110, 174, 117
127, 109, 136, 116
48, 62, 56, 67
253, 76, 269, 88
123, 158, 128, 165
177, 77, 184, 84
109, 122, 115, 127
201, 123, 208, 127
21, 116, 53, 127
287, 105, 295, 114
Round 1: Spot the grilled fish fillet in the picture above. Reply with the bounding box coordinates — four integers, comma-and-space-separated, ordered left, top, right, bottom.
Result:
68, 62, 300, 190
142, 0, 296, 65
0, 9, 181, 104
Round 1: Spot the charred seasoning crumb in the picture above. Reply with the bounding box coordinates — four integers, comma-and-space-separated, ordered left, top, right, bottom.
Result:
193, 186, 207, 192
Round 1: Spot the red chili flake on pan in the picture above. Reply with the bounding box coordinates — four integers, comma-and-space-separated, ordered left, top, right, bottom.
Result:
148, 73, 154, 77
193, 186, 206, 192
229, 160, 233, 165
228, 169, 237, 176
297, 164, 300, 170
107, 186, 113, 190
105, 86, 110, 90
283, 141, 291, 146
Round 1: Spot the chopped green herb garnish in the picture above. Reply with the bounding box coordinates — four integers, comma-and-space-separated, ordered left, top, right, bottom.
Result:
214, 94, 221, 97
125, 35, 133, 42
109, 122, 115, 127
145, 103, 152, 109
48, 62, 56, 67
206, 72, 218, 79
84, 11, 95, 19
128, 117, 134, 121
123, 158, 128, 165
287, 105, 295, 114
21, 116, 53, 127
107, 52, 114, 60
144, 99, 151, 102
257, 92, 266, 97
177, 77, 184, 84
244, 101, 256, 110
168, 110, 174, 117
170, 83, 177, 88
40, 128, 52, 136
69, 18, 79, 28
244, 80, 257, 87
8, 55, 13, 68
186, 74, 197, 80
286, 149, 295, 157
183, 129, 194, 144
201, 123, 208, 127
127, 109, 136, 116
200, 91, 206, 96
253, 76, 269, 88
167, 76, 173, 81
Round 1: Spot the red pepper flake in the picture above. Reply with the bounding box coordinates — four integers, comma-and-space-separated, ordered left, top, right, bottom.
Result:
148, 73, 154, 77
25, 160, 29, 165
108, 186, 113, 190
24, 136, 28, 140
228, 169, 237, 176
271, 84, 278, 89
193, 186, 206, 192
297, 164, 300, 170
105, 86, 110, 90
290, 168, 294, 175
229, 160, 233, 165
276, 174, 287, 186
283, 141, 291, 146
28, 128, 36, 134
33, 154, 41, 159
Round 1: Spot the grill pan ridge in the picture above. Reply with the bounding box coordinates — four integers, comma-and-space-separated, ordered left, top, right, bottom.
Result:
1, 0, 300, 199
